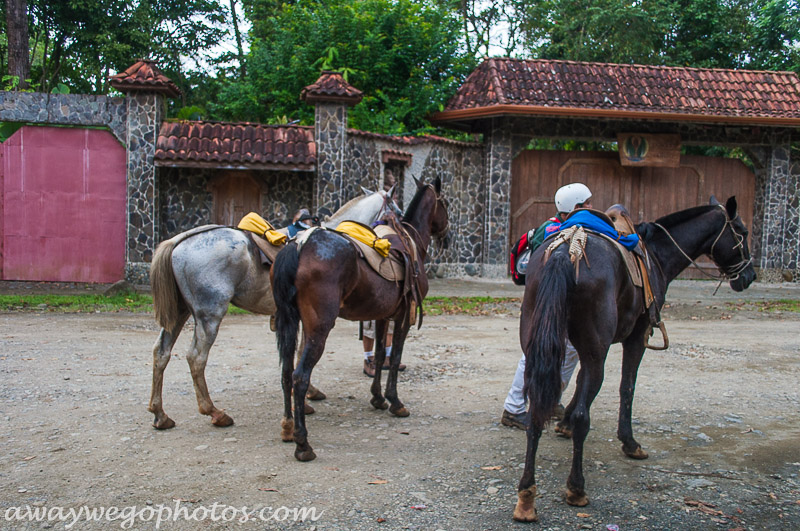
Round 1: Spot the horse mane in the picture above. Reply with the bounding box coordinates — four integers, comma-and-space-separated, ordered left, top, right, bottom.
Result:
403, 185, 427, 221
636, 204, 717, 241
338, 192, 372, 211
653, 204, 716, 228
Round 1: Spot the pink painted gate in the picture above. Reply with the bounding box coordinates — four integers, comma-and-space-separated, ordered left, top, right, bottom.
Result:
0, 126, 127, 283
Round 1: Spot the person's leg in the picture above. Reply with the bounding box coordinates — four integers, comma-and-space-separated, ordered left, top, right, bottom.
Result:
560, 340, 579, 393
552, 340, 580, 420
362, 321, 376, 377
382, 321, 405, 371
502, 353, 528, 429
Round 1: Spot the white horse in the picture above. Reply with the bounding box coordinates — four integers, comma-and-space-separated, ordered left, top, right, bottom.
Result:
148, 188, 400, 429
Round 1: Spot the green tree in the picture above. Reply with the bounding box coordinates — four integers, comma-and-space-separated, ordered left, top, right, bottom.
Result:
213, 0, 474, 134
2, 0, 227, 96
747, 0, 800, 71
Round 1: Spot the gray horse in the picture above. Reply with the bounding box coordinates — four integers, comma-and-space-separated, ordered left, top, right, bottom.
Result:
148, 188, 400, 429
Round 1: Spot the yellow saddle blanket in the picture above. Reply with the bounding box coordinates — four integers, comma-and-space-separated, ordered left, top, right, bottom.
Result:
334, 221, 391, 257
237, 212, 287, 246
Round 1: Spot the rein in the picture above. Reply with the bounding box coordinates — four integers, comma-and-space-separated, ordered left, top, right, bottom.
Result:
653, 205, 752, 293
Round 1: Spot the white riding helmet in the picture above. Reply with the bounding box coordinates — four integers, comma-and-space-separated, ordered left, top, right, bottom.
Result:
555, 183, 592, 213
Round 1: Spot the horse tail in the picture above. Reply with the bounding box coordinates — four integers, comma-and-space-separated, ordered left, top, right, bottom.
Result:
272, 243, 301, 367
150, 238, 184, 331
525, 251, 575, 430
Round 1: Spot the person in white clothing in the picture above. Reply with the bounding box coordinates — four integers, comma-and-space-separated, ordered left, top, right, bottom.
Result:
501, 183, 593, 430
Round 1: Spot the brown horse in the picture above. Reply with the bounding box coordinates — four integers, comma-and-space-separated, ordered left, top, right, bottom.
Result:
271, 177, 449, 461
513, 197, 756, 522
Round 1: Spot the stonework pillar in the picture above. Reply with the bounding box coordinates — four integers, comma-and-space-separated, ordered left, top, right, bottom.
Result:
300, 71, 363, 218
123, 93, 162, 284
313, 102, 347, 217
483, 118, 513, 278
758, 131, 799, 281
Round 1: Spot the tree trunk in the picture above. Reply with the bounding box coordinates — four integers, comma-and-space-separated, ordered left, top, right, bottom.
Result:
6, 0, 30, 89
229, 0, 247, 79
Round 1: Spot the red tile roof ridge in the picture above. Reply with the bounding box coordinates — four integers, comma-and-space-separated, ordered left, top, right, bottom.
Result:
347, 129, 479, 147
488, 57, 799, 77
163, 119, 313, 130
486, 58, 509, 105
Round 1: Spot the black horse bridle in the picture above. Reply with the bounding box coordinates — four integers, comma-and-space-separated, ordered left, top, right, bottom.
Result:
653, 204, 752, 286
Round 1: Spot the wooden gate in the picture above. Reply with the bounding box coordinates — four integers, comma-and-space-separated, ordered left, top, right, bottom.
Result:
510, 150, 755, 277
1, 126, 127, 283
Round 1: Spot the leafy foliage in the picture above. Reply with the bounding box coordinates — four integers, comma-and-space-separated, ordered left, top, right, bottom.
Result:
4, 0, 227, 96
212, 0, 475, 133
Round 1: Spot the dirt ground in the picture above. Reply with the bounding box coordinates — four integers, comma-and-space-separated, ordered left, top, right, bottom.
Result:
0, 279, 799, 530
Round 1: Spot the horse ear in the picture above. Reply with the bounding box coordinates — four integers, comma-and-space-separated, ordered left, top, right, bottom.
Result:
434, 176, 442, 193
725, 196, 738, 219
361, 186, 375, 196
412, 176, 423, 189
709, 195, 720, 206
386, 184, 396, 198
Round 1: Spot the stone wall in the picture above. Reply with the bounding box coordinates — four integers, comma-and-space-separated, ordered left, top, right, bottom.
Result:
157, 167, 314, 240
342, 131, 484, 277
0, 92, 127, 142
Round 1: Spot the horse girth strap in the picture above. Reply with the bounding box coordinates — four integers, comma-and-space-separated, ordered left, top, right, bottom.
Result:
387, 217, 425, 328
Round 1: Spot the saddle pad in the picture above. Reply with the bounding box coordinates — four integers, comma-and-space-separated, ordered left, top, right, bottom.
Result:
237, 212, 287, 246
334, 221, 391, 257
343, 229, 405, 282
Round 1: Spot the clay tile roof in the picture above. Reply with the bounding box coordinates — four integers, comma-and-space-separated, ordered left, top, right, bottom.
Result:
301, 71, 363, 105
109, 59, 181, 98
155, 121, 316, 170
432, 58, 800, 126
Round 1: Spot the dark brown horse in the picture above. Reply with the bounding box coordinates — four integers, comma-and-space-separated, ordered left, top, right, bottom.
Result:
513, 197, 756, 522
271, 177, 449, 462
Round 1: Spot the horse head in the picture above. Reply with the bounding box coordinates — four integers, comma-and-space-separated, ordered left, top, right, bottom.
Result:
381, 184, 403, 219
708, 196, 756, 291
411, 176, 449, 246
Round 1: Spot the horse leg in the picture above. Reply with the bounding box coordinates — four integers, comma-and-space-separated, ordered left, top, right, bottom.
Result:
294, 335, 316, 414
185, 314, 233, 427
280, 341, 295, 442
384, 316, 410, 417
555, 368, 583, 439
513, 422, 544, 522
617, 328, 649, 459
565, 359, 605, 507
148, 314, 189, 429
369, 319, 389, 410
291, 316, 334, 462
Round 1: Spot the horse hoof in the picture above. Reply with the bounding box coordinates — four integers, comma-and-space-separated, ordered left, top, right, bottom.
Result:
280, 418, 294, 442
304, 402, 315, 415
623, 445, 649, 460
565, 488, 589, 507
307, 388, 327, 401
153, 417, 176, 430
512, 487, 538, 522
211, 411, 234, 427
371, 397, 388, 410
554, 423, 572, 439
295, 448, 317, 462
390, 406, 410, 417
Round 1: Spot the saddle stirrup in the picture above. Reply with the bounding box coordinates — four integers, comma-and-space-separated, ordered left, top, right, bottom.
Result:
644, 321, 669, 350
